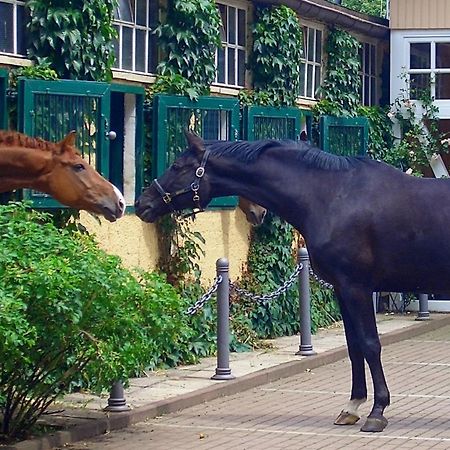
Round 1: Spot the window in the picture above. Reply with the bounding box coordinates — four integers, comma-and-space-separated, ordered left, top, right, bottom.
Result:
408, 40, 450, 100
215, 3, 246, 87
0, 0, 26, 56
359, 42, 376, 106
299, 26, 322, 99
113, 0, 158, 74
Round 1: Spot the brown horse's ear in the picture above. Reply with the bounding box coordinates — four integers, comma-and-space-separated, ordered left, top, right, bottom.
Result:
184, 130, 205, 157
59, 131, 77, 153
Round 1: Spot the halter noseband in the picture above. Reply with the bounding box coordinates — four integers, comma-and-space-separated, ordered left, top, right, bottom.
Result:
152, 149, 210, 216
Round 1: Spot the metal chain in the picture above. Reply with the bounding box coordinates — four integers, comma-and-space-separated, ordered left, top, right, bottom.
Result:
308, 267, 334, 290
186, 275, 223, 315
230, 263, 303, 304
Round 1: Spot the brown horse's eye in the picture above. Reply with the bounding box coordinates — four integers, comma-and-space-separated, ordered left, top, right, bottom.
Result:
73, 163, 86, 172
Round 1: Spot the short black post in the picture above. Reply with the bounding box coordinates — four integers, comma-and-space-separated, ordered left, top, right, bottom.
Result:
104, 381, 130, 412
296, 248, 317, 356
415, 293, 430, 321
211, 258, 235, 380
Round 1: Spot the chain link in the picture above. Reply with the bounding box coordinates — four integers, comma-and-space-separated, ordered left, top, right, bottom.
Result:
230, 263, 302, 304
308, 267, 334, 290
186, 275, 223, 315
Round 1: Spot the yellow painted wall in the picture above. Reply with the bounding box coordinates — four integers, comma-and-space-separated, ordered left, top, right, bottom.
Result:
80, 208, 252, 284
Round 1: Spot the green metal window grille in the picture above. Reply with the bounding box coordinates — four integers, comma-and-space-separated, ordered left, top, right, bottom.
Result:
319, 116, 369, 156
0, 68, 7, 130
18, 78, 111, 208
152, 94, 240, 208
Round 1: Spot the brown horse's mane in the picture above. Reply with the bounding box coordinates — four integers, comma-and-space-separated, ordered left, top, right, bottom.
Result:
0, 130, 59, 153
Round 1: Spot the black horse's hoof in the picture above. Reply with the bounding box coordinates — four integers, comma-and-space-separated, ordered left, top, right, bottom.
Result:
360, 416, 388, 432
334, 410, 360, 425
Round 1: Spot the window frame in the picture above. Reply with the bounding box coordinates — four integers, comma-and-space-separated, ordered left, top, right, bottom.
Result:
0, 0, 26, 57
299, 24, 323, 100
112, 0, 158, 75
359, 41, 377, 106
214, 1, 247, 88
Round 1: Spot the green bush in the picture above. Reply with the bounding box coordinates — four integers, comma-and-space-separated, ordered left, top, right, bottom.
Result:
0, 203, 189, 438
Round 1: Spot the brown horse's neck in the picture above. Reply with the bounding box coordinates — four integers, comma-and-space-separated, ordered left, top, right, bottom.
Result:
0, 145, 52, 193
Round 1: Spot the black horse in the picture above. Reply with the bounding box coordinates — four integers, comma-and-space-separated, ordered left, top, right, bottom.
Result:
135, 132, 450, 433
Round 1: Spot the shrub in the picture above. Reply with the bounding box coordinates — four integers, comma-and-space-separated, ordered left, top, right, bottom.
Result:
0, 203, 186, 438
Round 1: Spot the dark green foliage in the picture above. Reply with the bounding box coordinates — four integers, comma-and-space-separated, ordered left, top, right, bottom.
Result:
155, 0, 221, 95
342, 0, 386, 17
251, 5, 303, 106
27, 0, 117, 81
317, 28, 361, 117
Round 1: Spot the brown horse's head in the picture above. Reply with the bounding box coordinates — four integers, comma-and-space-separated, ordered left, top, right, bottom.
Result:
238, 197, 267, 226
41, 132, 125, 221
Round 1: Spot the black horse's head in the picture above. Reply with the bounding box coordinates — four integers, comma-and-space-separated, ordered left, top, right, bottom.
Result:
135, 132, 213, 223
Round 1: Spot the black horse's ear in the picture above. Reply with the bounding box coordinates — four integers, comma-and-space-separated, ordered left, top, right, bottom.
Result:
184, 130, 205, 157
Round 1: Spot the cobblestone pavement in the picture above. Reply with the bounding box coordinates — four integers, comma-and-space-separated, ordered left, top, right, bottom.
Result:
61, 325, 450, 450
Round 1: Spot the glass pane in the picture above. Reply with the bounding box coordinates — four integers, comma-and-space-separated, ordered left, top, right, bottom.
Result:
135, 29, 146, 72
436, 73, 450, 99
136, 0, 147, 26
122, 27, 133, 70
307, 64, 313, 97
17, 5, 26, 55
359, 75, 364, 102
307, 28, 314, 62
148, 33, 157, 73
299, 62, 306, 96
364, 43, 370, 74
410, 42, 430, 69
238, 49, 245, 86
228, 47, 236, 85
358, 46, 363, 71
218, 4, 226, 42
238, 9, 245, 46
217, 47, 225, 83
370, 44, 376, 75
436, 43, 450, 69
410, 73, 430, 99
371, 77, 376, 105
228, 6, 236, 45
112, 26, 120, 68
0, 3, 13, 53
315, 30, 322, 63
117, 0, 133, 22
364, 75, 370, 106
149, 0, 158, 27
314, 66, 321, 98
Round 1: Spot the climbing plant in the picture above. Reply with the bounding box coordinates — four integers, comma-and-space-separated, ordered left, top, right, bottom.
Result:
251, 5, 303, 106
155, 0, 221, 96
27, 0, 117, 81
316, 27, 361, 117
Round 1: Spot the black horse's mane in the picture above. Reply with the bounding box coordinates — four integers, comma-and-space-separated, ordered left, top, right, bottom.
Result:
202, 139, 374, 171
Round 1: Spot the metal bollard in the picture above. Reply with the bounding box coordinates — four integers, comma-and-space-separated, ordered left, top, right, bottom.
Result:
296, 248, 317, 356
211, 258, 235, 380
104, 381, 130, 412
415, 293, 430, 321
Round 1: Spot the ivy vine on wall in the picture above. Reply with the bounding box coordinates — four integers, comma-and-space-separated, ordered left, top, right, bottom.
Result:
155, 0, 222, 96
27, 0, 117, 81
250, 5, 303, 106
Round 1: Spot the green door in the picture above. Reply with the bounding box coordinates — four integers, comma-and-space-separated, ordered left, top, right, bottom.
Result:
0, 68, 7, 130
18, 79, 111, 207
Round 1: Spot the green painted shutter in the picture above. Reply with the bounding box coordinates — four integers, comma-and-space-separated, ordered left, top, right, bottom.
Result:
152, 94, 240, 208
319, 116, 369, 156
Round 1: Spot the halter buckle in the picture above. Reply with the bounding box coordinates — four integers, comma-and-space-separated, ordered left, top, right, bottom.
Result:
196, 167, 205, 178
162, 193, 172, 204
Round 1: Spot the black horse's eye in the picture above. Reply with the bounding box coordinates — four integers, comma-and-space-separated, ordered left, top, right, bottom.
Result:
73, 163, 86, 172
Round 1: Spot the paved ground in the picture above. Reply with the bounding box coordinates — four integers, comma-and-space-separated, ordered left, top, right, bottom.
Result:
58, 324, 450, 450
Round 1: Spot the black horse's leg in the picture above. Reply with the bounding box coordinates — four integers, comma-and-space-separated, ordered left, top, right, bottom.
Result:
334, 300, 367, 425
335, 284, 390, 432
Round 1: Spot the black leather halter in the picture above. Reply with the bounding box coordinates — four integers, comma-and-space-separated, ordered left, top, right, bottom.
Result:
151, 149, 210, 215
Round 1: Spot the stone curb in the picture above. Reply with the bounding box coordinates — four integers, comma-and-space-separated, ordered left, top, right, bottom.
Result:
9, 314, 450, 450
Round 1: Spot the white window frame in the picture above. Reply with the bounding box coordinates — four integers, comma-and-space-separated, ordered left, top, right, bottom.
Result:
391, 30, 450, 119
299, 24, 323, 100
113, 0, 157, 74
0, 0, 26, 57
359, 41, 377, 106
214, 1, 247, 88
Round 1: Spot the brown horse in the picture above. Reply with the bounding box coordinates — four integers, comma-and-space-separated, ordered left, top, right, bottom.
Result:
238, 197, 266, 226
0, 130, 125, 221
